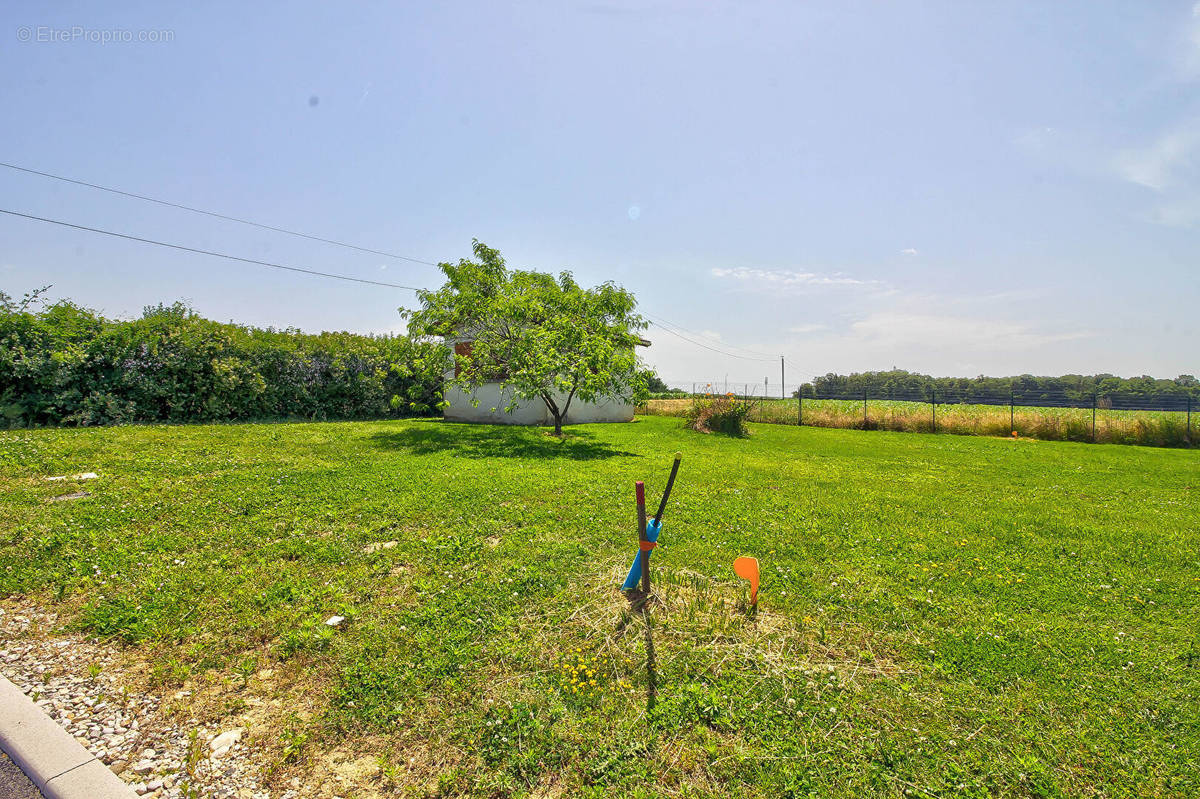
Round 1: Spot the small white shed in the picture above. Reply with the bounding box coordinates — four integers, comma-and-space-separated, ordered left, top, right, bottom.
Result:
442, 337, 648, 425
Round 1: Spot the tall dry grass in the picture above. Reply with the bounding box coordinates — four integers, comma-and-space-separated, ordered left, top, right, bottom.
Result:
639, 397, 1194, 448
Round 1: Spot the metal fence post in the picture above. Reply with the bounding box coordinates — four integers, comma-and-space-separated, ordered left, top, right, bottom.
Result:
1092, 392, 1097, 442
1010, 388, 1015, 436
798, 390, 803, 426
862, 387, 868, 427
931, 388, 936, 434
1188, 396, 1192, 445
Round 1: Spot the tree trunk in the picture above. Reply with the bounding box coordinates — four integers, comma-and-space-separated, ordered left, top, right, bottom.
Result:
542, 383, 577, 438
540, 391, 564, 437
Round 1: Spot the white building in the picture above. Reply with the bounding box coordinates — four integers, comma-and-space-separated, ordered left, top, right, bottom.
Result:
442, 337, 649, 425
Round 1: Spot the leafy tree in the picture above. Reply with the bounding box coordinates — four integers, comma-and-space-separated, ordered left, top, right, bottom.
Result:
643, 370, 670, 394
402, 241, 648, 435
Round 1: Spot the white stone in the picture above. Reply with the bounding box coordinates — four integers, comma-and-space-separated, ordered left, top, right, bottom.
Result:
131, 760, 155, 774
209, 728, 243, 751
362, 541, 399, 553
324, 615, 345, 627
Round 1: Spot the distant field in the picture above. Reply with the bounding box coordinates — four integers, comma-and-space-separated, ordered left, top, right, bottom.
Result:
2, 416, 1199, 797
643, 397, 1195, 447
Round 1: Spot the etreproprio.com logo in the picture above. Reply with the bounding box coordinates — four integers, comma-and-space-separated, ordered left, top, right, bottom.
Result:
16, 26, 175, 44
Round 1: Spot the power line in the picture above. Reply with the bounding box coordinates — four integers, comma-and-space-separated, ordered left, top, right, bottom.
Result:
1, 207, 821, 377
646, 319, 779, 362
644, 316, 818, 380
0, 208, 422, 291
643, 312, 781, 360
1, 161, 817, 369
0, 161, 440, 267
1, 162, 816, 370
3, 206, 823, 379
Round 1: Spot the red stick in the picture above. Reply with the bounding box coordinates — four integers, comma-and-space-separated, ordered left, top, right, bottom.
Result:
635, 480, 649, 592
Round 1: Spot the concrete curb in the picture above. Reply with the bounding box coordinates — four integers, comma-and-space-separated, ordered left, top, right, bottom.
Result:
0, 675, 136, 799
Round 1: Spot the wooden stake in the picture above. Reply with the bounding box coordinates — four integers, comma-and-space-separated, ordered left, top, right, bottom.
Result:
653, 452, 682, 525
636, 481, 649, 593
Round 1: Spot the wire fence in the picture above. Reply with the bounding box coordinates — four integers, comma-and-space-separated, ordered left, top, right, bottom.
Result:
643, 382, 1197, 448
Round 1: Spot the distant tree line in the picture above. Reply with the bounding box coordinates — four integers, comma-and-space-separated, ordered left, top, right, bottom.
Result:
0, 289, 444, 427
642, 371, 687, 398
796, 369, 1199, 405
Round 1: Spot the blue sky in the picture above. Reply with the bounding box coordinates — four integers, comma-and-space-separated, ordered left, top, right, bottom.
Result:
2, 1, 1197, 390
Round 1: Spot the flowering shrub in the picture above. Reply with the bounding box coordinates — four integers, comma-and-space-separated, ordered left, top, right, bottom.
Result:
685, 394, 750, 436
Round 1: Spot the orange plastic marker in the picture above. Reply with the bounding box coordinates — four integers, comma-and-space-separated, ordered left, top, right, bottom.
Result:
733, 556, 760, 607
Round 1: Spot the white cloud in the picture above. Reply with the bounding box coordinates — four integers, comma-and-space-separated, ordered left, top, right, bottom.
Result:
642, 310, 1101, 387
848, 312, 1093, 352
1115, 125, 1200, 190
900, 248, 918, 256
1181, 2, 1200, 78
711, 266, 882, 290
1111, 122, 1200, 226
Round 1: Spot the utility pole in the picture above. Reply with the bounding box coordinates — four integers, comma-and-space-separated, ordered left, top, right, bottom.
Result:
780, 356, 785, 399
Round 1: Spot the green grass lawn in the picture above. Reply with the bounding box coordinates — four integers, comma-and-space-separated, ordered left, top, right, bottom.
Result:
2, 416, 1198, 797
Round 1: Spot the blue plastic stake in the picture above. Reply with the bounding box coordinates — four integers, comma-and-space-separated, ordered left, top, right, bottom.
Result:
622, 518, 661, 591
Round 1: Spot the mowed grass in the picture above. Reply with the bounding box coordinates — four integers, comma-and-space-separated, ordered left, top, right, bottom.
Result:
642, 398, 1196, 448
1, 416, 1199, 798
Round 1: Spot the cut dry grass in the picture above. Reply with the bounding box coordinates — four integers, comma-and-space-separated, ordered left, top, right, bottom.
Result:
642, 397, 1195, 446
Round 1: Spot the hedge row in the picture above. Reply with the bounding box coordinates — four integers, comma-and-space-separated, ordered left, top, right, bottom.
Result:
0, 295, 444, 427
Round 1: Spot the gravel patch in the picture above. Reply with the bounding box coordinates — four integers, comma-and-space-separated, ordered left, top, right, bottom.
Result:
0, 607, 297, 799
0, 750, 44, 799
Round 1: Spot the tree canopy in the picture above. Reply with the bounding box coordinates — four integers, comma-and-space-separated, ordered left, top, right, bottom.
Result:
402, 241, 648, 434
796, 369, 1199, 407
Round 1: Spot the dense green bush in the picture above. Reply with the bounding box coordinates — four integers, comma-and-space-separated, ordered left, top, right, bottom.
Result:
685, 394, 750, 437
0, 291, 444, 427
